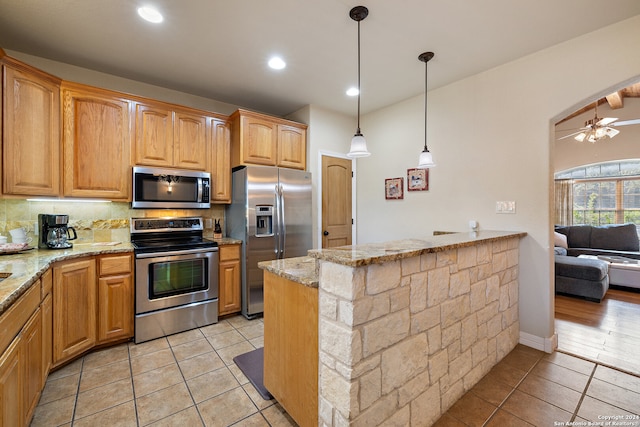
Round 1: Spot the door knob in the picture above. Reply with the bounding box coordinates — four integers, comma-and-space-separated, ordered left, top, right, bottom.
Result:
323, 231, 329, 236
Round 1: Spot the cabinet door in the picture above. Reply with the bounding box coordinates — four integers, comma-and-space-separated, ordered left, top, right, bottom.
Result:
53, 258, 97, 366
277, 124, 306, 170
22, 308, 42, 425
218, 245, 241, 316
174, 109, 208, 170
41, 292, 52, 384
241, 116, 277, 166
211, 118, 231, 203
134, 102, 173, 167
2, 62, 61, 196
0, 338, 22, 427
98, 273, 133, 343
62, 84, 131, 199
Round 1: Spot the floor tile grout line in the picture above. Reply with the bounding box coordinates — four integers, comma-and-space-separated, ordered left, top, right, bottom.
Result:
482, 353, 546, 427
570, 361, 598, 423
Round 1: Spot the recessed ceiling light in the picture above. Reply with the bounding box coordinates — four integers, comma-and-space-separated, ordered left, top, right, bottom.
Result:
268, 56, 286, 70
138, 6, 163, 23
346, 87, 359, 96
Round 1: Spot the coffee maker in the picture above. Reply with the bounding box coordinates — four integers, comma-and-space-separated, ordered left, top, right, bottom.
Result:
38, 214, 77, 249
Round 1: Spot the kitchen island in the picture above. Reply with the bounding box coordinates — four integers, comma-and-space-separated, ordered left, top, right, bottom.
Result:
260, 230, 526, 427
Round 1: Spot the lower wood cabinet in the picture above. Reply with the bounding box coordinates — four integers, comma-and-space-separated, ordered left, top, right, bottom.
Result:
22, 307, 43, 425
97, 254, 134, 343
263, 271, 318, 427
218, 244, 241, 316
0, 337, 22, 427
53, 258, 97, 367
0, 280, 44, 427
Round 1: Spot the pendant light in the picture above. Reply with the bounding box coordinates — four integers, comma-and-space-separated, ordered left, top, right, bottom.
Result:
347, 6, 371, 158
417, 51, 436, 168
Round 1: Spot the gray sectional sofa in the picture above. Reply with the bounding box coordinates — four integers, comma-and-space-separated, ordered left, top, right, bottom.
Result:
554, 223, 640, 302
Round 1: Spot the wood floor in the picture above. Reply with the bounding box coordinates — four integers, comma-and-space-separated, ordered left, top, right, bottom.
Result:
555, 287, 640, 376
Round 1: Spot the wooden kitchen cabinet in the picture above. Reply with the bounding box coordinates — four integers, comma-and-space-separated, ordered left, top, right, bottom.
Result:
41, 269, 53, 383
2, 57, 61, 196
22, 307, 43, 425
263, 271, 318, 427
134, 100, 209, 171
62, 82, 131, 199
53, 257, 97, 367
0, 338, 22, 427
230, 109, 307, 170
218, 244, 241, 316
97, 254, 134, 343
0, 281, 42, 427
211, 117, 232, 203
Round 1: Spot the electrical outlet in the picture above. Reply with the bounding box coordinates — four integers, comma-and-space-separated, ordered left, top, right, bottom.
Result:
204, 218, 213, 229
496, 201, 516, 214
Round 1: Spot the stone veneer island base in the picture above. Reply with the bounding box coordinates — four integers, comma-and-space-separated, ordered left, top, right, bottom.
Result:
260, 230, 526, 427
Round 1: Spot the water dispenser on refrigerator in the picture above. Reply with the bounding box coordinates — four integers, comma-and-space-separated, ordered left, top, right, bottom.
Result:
255, 205, 273, 236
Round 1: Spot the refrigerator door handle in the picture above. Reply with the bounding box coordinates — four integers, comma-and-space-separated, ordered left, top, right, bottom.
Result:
279, 184, 285, 257
274, 184, 281, 255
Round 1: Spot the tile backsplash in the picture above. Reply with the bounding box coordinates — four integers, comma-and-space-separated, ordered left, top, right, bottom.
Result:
0, 199, 226, 245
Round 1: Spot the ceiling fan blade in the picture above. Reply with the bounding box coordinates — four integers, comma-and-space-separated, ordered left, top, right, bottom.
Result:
611, 118, 640, 127
558, 130, 586, 140
597, 117, 618, 126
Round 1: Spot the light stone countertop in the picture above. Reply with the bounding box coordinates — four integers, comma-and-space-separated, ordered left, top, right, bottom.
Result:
259, 256, 319, 288
213, 238, 242, 246
308, 230, 527, 267
257, 231, 526, 287
0, 243, 134, 316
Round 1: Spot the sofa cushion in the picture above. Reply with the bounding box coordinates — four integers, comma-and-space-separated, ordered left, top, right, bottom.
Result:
554, 247, 568, 256
554, 231, 568, 249
590, 223, 639, 251
555, 255, 608, 281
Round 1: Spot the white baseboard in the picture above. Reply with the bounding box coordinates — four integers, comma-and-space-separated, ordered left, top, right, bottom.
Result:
519, 331, 557, 353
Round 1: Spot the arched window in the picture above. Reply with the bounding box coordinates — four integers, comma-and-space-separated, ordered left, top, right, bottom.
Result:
555, 160, 640, 227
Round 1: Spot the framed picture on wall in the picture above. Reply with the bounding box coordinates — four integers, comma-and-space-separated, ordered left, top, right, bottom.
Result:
407, 168, 429, 191
385, 177, 404, 200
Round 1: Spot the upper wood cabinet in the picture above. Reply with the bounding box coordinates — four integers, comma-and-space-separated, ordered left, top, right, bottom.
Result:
62, 83, 131, 199
2, 58, 61, 196
134, 100, 209, 171
230, 109, 307, 170
211, 118, 231, 203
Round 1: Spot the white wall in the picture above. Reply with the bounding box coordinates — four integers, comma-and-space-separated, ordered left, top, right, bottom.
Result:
6, 50, 240, 115
554, 98, 640, 172
348, 15, 640, 345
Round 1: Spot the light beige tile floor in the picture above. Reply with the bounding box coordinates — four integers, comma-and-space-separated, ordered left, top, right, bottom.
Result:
30, 315, 297, 427
31, 316, 640, 426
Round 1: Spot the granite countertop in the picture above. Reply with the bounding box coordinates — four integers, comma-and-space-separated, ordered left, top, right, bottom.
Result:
0, 243, 134, 316
214, 238, 242, 245
308, 230, 527, 267
259, 256, 319, 288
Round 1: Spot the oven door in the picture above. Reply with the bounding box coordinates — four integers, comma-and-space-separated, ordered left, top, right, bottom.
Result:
135, 247, 219, 314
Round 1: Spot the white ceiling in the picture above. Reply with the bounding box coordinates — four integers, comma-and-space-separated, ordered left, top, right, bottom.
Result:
1, 0, 640, 117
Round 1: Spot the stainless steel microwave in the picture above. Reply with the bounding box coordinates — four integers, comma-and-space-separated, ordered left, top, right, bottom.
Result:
132, 166, 211, 209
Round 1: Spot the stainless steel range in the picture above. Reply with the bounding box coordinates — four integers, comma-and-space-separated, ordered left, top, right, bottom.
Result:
131, 217, 219, 343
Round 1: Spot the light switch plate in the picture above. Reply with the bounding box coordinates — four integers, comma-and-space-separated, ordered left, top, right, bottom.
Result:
496, 201, 516, 214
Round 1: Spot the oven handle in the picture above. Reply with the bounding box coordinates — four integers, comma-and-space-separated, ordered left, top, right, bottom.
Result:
135, 247, 219, 258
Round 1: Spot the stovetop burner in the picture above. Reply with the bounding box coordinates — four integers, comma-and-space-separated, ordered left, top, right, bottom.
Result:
130, 217, 218, 254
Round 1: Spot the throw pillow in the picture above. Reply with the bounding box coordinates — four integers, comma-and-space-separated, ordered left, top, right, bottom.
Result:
554, 231, 568, 249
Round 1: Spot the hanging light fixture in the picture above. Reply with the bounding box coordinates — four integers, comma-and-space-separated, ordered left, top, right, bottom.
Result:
417, 51, 436, 168
347, 6, 371, 158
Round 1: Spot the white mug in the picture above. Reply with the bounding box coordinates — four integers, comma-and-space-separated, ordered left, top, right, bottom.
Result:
0, 236, 7, 244
12, 236, 32, 244
9, 228, 27, 239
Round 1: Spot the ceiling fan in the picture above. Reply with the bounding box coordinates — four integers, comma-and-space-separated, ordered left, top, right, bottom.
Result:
558, 101, 640, 143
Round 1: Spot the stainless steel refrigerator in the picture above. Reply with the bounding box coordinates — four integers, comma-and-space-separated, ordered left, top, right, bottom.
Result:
226, 165, 312, 319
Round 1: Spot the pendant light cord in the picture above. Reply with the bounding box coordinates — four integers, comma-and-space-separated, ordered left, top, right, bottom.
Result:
424, 57, 428, 151
356, 19, 362, 134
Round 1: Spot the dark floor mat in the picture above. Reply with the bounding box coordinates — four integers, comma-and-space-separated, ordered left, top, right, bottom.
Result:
233, 347, 273, 400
